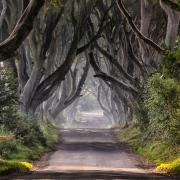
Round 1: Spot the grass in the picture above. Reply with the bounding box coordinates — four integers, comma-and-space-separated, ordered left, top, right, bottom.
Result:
0, 126, 14, 142
116, 124, 180, 174
117, 124, 142, 148
0, 159, 32, 175
137, 142, 180, 164
0, 120, 59, 176
0, 120, 59, 160
6, 142, 46, 160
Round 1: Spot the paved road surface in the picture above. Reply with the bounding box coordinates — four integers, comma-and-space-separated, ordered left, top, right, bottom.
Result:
3, 129, 177, 179
42, 129, 146, 172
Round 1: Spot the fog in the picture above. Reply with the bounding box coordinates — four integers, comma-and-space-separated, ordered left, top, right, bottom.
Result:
60, 94, 115, 129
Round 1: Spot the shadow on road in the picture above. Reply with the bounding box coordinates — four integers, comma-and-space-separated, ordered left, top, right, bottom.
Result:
2, 129, 179, 180
58, 141, 132, 152
2, 171, 177, 180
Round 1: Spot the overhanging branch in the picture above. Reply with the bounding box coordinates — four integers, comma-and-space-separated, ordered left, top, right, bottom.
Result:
115, 0, 166, 54
95, 42, 139, 87
88, 52, 138, 96
0, 0, 45, 62
76, 4, 113, 55
161, 0, 180, 12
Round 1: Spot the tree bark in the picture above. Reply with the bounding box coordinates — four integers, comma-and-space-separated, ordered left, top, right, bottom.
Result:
160, 0, 180, 49
0, 0, 45, 62
115, 0, 165, 54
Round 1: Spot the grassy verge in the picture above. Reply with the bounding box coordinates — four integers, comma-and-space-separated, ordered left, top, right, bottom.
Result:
0, 120, 59, 175
116, 124, 180, 174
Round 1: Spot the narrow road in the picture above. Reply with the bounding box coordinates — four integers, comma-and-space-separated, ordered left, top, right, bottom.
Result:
5, 128, 176, 179
42, 129, 146, 173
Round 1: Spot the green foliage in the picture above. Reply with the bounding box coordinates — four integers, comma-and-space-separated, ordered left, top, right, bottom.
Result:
0, 120, 58, 161
3, 114, 45, 146
117, 46, 180, 174
0, 68, 58, 163
0, 68, 18, 124
117, 124, 143, 149
144, 73, 180, 143
137, 142, 180, 164
48, 0, 61, 7
178, 0, 180, 6
117, 124, 180, 173
163, 47, 180, 80
142, 46, 180, 144
0, 159, 32, 175
0, 125, 14, 139
156, 158, 180, 174
0, 68, 47, 146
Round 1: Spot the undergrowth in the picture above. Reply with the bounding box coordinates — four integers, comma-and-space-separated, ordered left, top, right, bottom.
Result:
0, 120, 58, 161
0, 119, 59, 175
0, 67, 59, 175
156, 158, 180, 174
118, 45, 180, 174
0, 159, 32, 175
117, 124, 180, 174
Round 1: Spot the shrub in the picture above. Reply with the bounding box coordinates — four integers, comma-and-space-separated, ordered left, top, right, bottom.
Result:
0, 68, 18, 125
0, 122, 58, 161
0, 68, 50, 148
0, 159, 32, 175
0, 69, 58, 162
156, 158, 180, 174
0, 61, 59, 177
144, 73, 180, 143
142, 46, 180, 144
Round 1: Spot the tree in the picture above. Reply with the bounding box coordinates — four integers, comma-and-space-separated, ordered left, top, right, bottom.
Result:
0, 0, 179, 128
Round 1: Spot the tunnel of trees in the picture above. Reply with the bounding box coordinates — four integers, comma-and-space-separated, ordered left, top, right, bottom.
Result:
0, 0, 179, 174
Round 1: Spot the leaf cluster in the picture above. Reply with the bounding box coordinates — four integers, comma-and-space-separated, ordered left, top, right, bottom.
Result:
0, 68, 18, 123
142, 46, 180, 144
